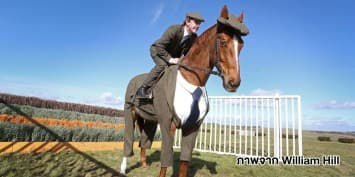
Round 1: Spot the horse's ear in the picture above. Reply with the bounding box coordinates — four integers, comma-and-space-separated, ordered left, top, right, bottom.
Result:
237, 11, 244, 23
220, 5, 228, 19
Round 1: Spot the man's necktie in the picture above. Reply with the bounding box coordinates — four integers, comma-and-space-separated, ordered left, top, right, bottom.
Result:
180, 34, 191, 45
182, 87, 203, 132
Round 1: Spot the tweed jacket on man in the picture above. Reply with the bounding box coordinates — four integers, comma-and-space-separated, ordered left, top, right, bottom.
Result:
150, 24, 197, 62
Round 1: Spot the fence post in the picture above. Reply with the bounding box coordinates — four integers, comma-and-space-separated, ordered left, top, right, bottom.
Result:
297, 96, 303, 156
274, 94, 280, 158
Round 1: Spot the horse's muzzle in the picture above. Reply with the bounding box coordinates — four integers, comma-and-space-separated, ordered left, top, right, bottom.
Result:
224, 79, 241, 92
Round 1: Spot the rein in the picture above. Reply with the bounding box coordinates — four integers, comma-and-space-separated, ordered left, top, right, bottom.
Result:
176, 34, 222, 77
176, 63, 221, 76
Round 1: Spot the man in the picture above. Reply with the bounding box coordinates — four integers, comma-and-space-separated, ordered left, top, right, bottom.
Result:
137, 12, 205, 98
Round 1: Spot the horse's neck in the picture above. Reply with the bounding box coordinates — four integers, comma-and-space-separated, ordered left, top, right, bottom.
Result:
180, 25, 217, 86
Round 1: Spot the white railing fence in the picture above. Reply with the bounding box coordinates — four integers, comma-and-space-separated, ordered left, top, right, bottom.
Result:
173, 95, 302, 158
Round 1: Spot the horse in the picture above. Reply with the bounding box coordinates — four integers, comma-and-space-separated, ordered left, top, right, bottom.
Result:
120, 5, 249, 177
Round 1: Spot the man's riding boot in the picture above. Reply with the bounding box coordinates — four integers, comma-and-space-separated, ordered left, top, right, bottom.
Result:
136, 85, 152, 99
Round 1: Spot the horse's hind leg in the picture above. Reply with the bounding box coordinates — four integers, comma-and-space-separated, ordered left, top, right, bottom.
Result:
120, 104, 137, 174
140, 148, 147, 168
137, 117, 158, 168
136, 117, 147, 168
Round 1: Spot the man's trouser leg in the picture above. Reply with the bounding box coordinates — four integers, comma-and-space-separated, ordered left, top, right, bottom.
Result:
143, 58, 167, 87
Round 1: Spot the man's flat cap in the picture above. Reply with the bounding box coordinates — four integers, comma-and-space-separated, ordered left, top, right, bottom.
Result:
186, 12, 205, 22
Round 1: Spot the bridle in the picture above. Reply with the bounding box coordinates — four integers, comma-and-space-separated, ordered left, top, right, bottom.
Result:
176, 32, 223, 77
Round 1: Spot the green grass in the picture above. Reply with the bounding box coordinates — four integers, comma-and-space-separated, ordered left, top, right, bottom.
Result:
0, 131, 354, 177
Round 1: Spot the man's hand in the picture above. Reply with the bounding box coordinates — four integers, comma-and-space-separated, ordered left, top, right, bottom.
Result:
168, 58, 180, 64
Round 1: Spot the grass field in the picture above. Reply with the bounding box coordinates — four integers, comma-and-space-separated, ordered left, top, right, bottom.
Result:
0, 130, 354, 177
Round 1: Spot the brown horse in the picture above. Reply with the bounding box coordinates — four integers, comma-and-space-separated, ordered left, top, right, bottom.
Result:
120, 5, 249, 177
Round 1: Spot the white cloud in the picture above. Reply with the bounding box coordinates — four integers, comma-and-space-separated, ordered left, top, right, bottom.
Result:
0, 75, 123, 108
0, 75, 77, 101
151, 2, 164, 24
98, 92, 122, 105
313, 100, 355, 110
85, 92, 123, 108
302, 115, 355, 132
249, 88, 282, 96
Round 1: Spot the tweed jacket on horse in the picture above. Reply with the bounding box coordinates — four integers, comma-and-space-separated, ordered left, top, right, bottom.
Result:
124, 65, 209, 166
126, 65, 208, 127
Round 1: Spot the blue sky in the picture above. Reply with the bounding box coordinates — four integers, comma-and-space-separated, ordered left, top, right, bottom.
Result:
1, 0, 354, 132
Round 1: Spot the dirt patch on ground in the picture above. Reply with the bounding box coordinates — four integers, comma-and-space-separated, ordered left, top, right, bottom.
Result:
0, 142, 161, 154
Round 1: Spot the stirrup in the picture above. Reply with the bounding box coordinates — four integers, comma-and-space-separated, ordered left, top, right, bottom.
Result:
136, 85, 152, 99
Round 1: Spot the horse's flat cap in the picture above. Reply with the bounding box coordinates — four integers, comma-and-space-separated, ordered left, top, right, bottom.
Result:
218, 14, 249, 36
186, 12, 205, 22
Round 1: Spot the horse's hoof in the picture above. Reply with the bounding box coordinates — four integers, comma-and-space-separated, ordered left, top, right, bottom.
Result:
141, 161, 148, 168
120, 167, 126, 175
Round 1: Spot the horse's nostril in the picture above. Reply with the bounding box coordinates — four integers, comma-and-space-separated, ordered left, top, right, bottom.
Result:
228, 80, 234, 86
229, 80, 241, 88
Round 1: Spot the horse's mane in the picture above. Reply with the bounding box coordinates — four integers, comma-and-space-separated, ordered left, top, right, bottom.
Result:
185, 24, 217, 58
195, 24, 217, 44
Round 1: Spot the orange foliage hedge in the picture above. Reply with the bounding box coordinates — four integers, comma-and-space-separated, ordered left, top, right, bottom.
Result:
0, 114, 124, 130
0, 93, 124, 117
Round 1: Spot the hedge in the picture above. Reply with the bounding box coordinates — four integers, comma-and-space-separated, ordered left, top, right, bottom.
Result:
0, 114, 124, 130
0, 122, 162, 142
282, 134, 298, 139
338, 137, 354, 144
0, 93, 123, 117
0, 103, 123, 124
318, 136, 331, 141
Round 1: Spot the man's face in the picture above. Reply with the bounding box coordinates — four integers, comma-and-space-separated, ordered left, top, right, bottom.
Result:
186, 19, 201, 33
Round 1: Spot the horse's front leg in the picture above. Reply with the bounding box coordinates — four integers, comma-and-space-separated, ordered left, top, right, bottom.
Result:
178, 127, 200, 177
159, 167, 167, 177
178, 161, 189, 177
158, 121, 177, 177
